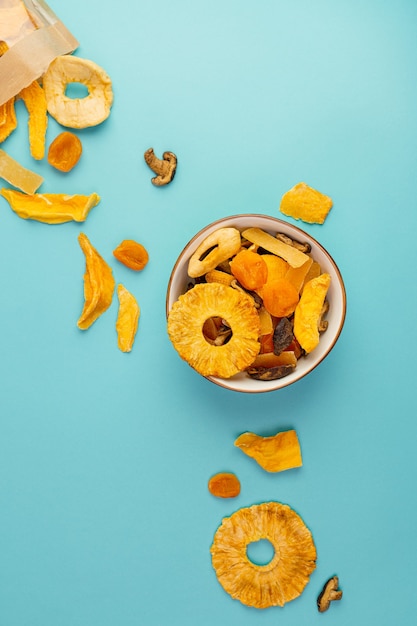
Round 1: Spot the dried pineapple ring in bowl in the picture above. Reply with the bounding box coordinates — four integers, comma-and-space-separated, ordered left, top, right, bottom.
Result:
43, 55, 113, 129
167, 283, 260, 379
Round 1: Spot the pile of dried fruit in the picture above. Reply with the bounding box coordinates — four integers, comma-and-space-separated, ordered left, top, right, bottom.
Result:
168, 225, 331, 381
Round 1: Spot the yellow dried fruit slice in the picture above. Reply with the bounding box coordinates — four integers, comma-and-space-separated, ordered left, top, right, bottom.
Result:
234, 429, 302, 473
0, 149, 43, 194
293, 273, 331, 353
242, 227, 310, 268
0, 189, 100, 223
77, 233, 115, 330
280, 182, 333, 224
167, 283, 260, 378
210, 502, 317, 608
17, 80, 48, 160
116, 284, 140, 352
0, 96, 17, 143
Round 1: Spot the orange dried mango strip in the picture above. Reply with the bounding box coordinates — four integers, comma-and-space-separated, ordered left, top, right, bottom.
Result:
293, 273, 331, 353
234, 429, 302, 473
115, 284, 140, 352
77, 233, 115, 330
0, 96, 17, 143
17, 80, 48, 160
0, 148, 43, 194
0, 188, 100, 223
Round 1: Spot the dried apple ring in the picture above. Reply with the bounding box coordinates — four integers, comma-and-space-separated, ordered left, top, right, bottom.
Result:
43, 55, 113, 129
167, 283, 260, 378
210, 501, 317, 609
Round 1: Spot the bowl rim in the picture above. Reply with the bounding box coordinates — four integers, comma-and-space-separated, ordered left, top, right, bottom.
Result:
166, 213, 347, 393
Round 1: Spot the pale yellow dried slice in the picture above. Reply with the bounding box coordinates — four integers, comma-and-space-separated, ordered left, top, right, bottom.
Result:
116, 284, 140, 352
210, 502, 317, 608
0, 149, 43, 194
242, 227, 310, 268
280, 182, 333, 224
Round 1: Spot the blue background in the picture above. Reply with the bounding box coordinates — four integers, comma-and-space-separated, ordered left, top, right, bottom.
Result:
1, 1, 416, 624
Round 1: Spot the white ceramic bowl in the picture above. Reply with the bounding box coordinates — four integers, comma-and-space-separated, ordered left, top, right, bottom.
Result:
166, 214, 346, 393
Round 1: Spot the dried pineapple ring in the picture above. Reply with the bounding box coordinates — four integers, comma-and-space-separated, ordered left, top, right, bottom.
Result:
43, 55, 113, 129
211, 502, 317, 609
167, 283, 260, 379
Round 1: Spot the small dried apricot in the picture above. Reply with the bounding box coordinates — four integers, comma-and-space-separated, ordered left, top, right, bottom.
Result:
48, 131, 82, 172
208, 472, 241, 498
113, 239, 149, 271
230, 248, 268, 291
262, 277, 299, 318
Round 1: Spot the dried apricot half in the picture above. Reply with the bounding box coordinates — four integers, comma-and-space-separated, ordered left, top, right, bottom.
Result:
48, 131, 82, 172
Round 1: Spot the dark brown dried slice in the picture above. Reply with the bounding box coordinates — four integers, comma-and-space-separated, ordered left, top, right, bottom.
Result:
273, 317, 294, 355
247, 363, 295, 381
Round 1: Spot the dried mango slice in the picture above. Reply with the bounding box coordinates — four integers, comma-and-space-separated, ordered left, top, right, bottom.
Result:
0, 96, 17, 143
0, 189, 100, 223
293, 273, 331, 353
280, 182, 333, 224
0, 149, 43, 194
234, 429, 302, 473
43, 56, 113, 129
116, 284, 140, 352
77, 233, 115, 330
17, 80, 48, 160
167, 283, 260, 378
210, 502, 317, 608
242, 227, 310, 268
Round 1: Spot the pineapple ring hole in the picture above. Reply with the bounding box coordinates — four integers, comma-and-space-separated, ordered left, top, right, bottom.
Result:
202, 316, 233, 345
246, 539, 275, 566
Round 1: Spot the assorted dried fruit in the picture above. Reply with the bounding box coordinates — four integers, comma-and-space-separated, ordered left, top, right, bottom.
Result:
234, 429, 302, 473
116, 284, 140, 352
48, 131, 82, 172
280, 182, 333, 224
168, 225, 331, 382
17, 80, 48, 160
317, 575, 343, 612
43, 55, 113, 129
144, 148, 177, 186
208, 472, 241, 498
0, 149, 43, 194
113, 239, 149, 271
210, 502, 317, 608
77, 232, 115, 330
0, 189, 100, 224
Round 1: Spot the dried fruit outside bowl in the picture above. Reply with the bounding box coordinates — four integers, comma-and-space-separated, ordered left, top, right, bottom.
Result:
166, 214, 346, 393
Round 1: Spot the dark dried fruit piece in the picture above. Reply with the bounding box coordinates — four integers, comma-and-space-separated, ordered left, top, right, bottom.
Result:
273, 317, 294, 355
317, 576, 343, 612
247, 363, 295, 381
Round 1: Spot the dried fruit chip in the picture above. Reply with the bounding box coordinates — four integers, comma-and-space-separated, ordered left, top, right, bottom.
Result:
208, 472, 241, 498
113, 239, 149, 271
188, 227, 241, 278
0, 189, 99, 223
116, 284, 140, 352
293, 273, 331, 353
230, 248, 268, 291
280, 182, 333, 224
210, 502, 317, 608
242, 227, 310, 268
77, 233, 115, 330
0, 149, 43, 194
48, 131, 82, 172
43, 55, 113, 129
167, 282, 260, 378
234, 429, 302, 473
0, 96, 17, 143
17, 80, 48, 160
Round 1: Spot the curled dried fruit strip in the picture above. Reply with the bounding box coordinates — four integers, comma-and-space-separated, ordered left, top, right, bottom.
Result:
48, 131, 82, 172
77, 233, 115, 330
43, 55, 113, 129
0, 149, 43, 194
208, 472, 240, 498
116, 284, 140, 352
113, 239, 149, 271
0, 189, 100, 223
234, 429, 302, 473
167, 283, 260, 378
17, 80, 48, 160
280, 182, 333, 224
210, 502, 316, 608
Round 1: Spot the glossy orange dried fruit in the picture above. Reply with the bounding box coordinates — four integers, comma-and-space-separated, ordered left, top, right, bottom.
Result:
210, 501, 317, 608
48, 131, 82, 172
262, 277, 299, 318
0, 96, 17, 143
0, 189, 100, 223
235, 429, 302, 473
280, 182, 333, 224
116, 284, 140, 352
77, 233, 115, 330
293, 273, 331, 353
17, 80, 48, 160
208, 472, 241, 498
113, 239, 149, 271
230, 248, 268, 291
167, 283, 260, 378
